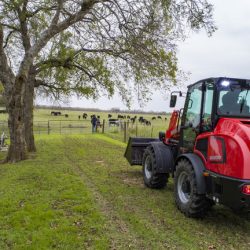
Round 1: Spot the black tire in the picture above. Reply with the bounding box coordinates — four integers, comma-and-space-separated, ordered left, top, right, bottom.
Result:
174, 159, 211, 218
142, 145, 168, 189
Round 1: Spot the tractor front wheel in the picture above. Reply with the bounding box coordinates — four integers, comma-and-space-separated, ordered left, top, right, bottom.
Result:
174, 159, 211, 218
142, 146, 168, 189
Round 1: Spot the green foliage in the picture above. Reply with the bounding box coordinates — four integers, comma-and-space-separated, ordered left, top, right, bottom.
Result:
1, 0, 216, 106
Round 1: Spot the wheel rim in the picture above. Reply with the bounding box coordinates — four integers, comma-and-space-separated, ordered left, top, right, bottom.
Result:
177, 172, 191, 204
144, 155, 152, 179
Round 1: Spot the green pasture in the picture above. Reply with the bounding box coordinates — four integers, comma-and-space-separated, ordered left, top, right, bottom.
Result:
0, 108, 170, 141
0, 134, 249, 249
32, 108, 168, 123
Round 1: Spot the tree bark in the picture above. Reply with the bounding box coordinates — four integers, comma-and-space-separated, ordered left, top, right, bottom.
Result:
5, 77, 27, 162
24, 74, 36, 152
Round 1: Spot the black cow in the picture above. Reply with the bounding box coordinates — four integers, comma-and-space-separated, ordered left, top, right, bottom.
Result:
51, 111, 61, 116
83, 113, 88, 119
78, 115, 81, 120
139, 116, 144, 123
152, 117, 156, 120
65, 114, 69, 118
109, 118, 119, 126
130, 117, 136, 123
157, 116, 162, 119
117, 114, 124, 119
108, 114, 112, 118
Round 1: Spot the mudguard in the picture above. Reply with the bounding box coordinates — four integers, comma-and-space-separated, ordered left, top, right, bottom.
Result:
176, 153, 206, 194
150, 142, 174, 174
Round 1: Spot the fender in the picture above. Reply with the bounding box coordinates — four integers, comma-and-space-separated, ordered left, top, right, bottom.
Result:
176, 153, 206, 194
150, 142, 174, 174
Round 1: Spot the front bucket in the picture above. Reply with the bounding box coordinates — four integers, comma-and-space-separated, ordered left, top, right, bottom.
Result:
124, 137, 159, 166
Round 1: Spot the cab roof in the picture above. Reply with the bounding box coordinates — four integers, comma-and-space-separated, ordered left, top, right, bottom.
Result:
187, 77, 250, 88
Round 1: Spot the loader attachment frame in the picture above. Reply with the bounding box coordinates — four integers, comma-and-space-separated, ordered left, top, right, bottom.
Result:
124, 137, 159, 165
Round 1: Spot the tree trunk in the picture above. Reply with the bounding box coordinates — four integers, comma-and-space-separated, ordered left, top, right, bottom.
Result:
5, 77, 27, 163
24, 76, 36, 152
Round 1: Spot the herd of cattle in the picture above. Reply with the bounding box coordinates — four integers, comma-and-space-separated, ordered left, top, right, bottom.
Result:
50, 111, 167, 126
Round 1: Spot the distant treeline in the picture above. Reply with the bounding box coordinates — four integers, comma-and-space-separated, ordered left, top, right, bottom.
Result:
35, 105, 169, 115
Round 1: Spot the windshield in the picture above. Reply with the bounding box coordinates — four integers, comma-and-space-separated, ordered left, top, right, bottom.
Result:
218, 80, 250, 117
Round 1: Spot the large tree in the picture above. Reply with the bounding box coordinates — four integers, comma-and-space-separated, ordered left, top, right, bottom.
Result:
0, 0, 215, 162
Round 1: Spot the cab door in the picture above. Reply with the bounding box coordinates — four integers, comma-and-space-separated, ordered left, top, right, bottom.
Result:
180, 82, 203, 152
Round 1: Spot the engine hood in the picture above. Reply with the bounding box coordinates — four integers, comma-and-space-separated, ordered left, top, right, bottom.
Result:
215, 118, 250, 149
213, 117, 250, 179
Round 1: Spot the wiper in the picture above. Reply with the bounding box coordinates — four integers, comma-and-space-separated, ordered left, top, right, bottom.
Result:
240, 99, 245, 113
240, 90, 249, 113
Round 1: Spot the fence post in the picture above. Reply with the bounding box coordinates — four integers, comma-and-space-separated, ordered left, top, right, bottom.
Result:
124, 121, 127, 142
127, 120, 129, 138
151, 126, 153, 138
60, 121, 61, 134
136, 122, 138, 137
102, 119, 105, 133
48, 121, 50, 135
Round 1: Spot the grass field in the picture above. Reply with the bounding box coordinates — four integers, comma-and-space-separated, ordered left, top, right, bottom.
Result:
0, 108, 169, 141
0, 134, 249, 249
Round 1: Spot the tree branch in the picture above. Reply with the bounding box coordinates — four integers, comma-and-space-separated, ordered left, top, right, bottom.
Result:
18, 0, 98, 78
3, 30, 17, 48
31, 1, 96, 56
0, 24, 15, 94
17, 1, 31, 51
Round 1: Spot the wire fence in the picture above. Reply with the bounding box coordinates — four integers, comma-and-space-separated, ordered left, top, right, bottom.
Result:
0, 119, 168, 143
35, 120, 94, 135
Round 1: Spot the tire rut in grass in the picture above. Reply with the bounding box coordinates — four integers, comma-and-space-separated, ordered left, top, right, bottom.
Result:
61, 136, 250, 250
62, 137, 146, 249
61, 136, 190, 249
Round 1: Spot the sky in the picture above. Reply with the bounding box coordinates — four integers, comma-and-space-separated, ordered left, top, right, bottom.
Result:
36, 0, 250, 112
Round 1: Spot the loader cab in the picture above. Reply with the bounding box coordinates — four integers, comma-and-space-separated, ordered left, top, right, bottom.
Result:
176, 77, 250, 152
179, 79, 215, 152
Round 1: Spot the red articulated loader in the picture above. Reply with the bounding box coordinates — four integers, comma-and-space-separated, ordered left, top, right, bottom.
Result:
124, 77, 250, 218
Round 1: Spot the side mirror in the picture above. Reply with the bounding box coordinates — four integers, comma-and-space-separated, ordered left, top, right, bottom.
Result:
170, 95, 177, 108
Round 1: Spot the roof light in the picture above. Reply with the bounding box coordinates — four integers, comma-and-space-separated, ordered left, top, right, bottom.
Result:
242, 185, 250, 195
221, 80, 230, 87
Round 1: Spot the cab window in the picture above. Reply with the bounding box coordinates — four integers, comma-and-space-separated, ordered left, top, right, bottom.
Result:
202, 83, 214, 132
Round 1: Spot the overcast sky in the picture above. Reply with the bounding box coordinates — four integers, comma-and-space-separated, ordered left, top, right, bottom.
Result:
37, 0, 250, 112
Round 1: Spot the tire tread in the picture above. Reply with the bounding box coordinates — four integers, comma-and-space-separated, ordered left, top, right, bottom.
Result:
142, 146, 168, 189
174, 158, 211, 218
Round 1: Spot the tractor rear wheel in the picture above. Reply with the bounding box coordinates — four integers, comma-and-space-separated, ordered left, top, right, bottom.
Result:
142, 145, 168, 189
174, 159, 211, 218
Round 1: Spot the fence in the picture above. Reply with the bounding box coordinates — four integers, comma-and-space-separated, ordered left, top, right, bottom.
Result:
0, 120, 95, 136
34, 119, 94, 135
0, 119, 168, 143
0, 121, 8, 136
104, 120, 167, 142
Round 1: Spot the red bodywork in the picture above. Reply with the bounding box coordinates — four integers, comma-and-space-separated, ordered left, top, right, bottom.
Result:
195, 118, 250, 180
165, 111, 180, 142
165, 114, 250, 180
